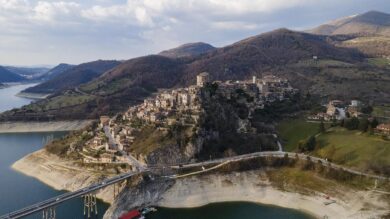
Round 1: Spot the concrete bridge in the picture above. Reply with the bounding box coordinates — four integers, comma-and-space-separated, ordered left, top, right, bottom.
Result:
1, 151, 389, 219
0, 171, 148, 219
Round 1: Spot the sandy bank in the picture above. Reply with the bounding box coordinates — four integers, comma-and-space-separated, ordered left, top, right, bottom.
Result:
12, 149, 116, 204
156, 171, 389, 219
0, 120, 92, 133
16, 92, 51, 99
11, 149, 390, 218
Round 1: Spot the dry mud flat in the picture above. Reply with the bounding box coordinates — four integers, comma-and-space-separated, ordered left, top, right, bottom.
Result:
0, 120, 92, 133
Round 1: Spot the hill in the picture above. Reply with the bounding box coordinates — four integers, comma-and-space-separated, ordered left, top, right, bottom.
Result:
308, 11, 390, 57
308, 11, 390, 36
5, 66, 50, 79
89, 29, 363, 91
0, 66, 25, 82
4, 29, 390, 121
158, 42, 216, 58
38, 63, 75, 81
23, 60, 120, 94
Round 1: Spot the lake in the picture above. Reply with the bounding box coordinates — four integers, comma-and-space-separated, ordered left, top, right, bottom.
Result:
0, 84, 312, 219
148, 202, 313, 219
0, 83, 38, 113
0, 84, 108, 218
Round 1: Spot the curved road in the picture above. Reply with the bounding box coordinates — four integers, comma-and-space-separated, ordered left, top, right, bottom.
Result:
161, 151, 390, 181
1, 151, 389, 219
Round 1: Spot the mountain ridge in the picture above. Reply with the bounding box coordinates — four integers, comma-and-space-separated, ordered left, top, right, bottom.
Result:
0, 66, 25, 83
308, 11, 390, 36
38, 63, 75, 81
4, 28, 384, 121
23, 60, 121, 94
158, 42, 216, 58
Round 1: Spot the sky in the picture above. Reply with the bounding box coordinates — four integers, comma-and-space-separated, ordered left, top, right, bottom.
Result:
1, 0, 389, 66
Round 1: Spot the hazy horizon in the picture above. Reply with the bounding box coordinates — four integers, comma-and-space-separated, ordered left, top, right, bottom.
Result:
1, 0, 390, 66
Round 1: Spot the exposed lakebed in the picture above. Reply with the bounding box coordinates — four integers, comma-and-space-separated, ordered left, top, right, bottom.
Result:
0, 84, 313, 219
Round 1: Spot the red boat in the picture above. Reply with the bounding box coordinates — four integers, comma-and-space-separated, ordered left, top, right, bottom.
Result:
119, 210, 143, 219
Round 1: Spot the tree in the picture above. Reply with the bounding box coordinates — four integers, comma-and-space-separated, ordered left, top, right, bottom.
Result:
371, 118, 379, 129
361, 105, 373, 114
331, 119, 338, 127
306, 136, 317, 151
358, 119, 369, 132
368, 124, 374, 135
298, 136, 317, 152
319, 121, 326, 133
298, 140, 305, 152
340, 119, 345, 127
344, 117, 359, 130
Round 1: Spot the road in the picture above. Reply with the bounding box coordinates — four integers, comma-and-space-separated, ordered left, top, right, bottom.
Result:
163, 151, 390, 181
103, 125, 146, 170
272, 134, 283, 151
0, 171, 146, 219
2, 151, 389, 218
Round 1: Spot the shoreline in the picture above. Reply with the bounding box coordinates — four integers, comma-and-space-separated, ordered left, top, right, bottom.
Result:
155, 172, 388, 219
11, 149, 389, 219
16, 92, 51, 99
12, 149, 116, 204
0, 120, 93, 133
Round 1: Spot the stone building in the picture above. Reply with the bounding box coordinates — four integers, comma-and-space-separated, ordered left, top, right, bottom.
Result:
376, 123, 390, 135
197, 72, 210, 87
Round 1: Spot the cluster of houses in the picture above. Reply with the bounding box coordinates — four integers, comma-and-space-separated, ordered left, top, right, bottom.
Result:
216, 75, 297, 103
376, 123, 390, 136
308, 100, 363, 121
80, 72, 298, 164
123, 73, 297, 126
307, 100, 390, 136
81, 116, 140, 164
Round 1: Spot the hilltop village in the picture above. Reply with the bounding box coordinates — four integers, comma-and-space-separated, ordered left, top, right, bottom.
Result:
80, 72, 297, 166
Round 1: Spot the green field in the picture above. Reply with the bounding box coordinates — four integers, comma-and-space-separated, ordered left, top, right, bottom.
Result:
372, 105, 390, 119
314, 127, 390, 174
24, 92, 95, 112
278, 118, 390, 175
277, 119, 322, 151
367, 58, 390, 68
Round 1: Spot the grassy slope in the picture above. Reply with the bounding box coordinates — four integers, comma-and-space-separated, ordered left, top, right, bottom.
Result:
130, 126, 176, 155
267, 167, 339, 194
373, 105, 390, 120
368, 58, 390, 68
340, 36, 390, 57
24, 92, 95, 111
278, 118, 390, 174
277, 119, 321, 151
313, 127, 390, 173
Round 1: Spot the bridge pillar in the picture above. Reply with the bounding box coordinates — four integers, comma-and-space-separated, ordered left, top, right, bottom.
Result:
42, 207, 56, 219
113, 182, 122, 199
114, 183, 118, 199
83, 194, 98, 218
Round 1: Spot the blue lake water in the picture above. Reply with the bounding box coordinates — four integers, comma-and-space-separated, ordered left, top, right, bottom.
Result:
0, 84, 108, 218
0, 83, 38, 113
148, 202, 314, 219
0, 84, 313, 219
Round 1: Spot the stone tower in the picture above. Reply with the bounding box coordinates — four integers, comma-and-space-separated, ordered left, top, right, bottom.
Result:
196, 72, 210, 87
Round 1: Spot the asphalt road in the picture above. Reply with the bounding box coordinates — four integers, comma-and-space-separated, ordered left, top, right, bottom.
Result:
2, 150, 388, 219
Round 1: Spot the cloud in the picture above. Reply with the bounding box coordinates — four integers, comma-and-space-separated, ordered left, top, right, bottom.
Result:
1, 0, 390, 65
33, 1, 80, 22
211, 21, 259, 30
0, 0, 29, 11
